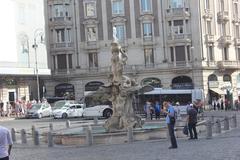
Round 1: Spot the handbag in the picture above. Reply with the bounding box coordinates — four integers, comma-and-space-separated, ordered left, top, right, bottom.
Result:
183, 125, 188, 135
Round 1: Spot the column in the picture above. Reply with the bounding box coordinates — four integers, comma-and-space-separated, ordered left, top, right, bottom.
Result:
173, 46, 176, 66
185, 45, 188, 64
129, 0, 136, 39
101, 0, 108, 40
66, 54, 69, 74
55, 56, 58, 69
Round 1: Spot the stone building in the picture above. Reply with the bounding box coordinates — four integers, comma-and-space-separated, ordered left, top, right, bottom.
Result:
44, 0, 240, 108
0, 0, 50, 104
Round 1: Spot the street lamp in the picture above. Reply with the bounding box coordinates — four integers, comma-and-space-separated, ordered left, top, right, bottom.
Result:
32, 29, 44, 102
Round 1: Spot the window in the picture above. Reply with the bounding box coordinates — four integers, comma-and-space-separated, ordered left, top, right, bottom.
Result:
205, 0, 210, 9
57, 54, 67, 69
236, 25, 240, 38
220, 0, 224, 11
68, 54, 72, 69
237, 48, 240, 61
207, 21, 212, 34
87, 27, 97, 41
223, 47, 229, 60
175, 46, 185, 61
115, 25, 125, 41
85, 2, 96, 17
209, 46, 214, 61
141, 0, 152, 12
89, 53, 98, 68
143, 23, 152, 37
66, 29, 71, 42
170, 47, 174, 62
170, 0, 184, 8
54, 4, 64, 17
222, 23, 226, 36
144, 48, 154, 65
56, 29, 65, 42
234, 3, 238, 17
173, 20, 183, 34
112, 0, 124, 15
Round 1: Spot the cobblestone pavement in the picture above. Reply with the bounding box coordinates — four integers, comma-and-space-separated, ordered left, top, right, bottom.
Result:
10, 111, 240, 160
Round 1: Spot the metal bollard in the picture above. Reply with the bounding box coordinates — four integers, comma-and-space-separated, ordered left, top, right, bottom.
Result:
34, 130, 40, 145
127, 127, 134, 143
93, 117, 98, 125
66, 120, 71, 128
48, 132, 54, 147
224, 116, 230, 130
210, 116, 214, 123
21, 129, 27, 144
206, 120, 212, 139
31, 125, 36, 140
215, 119, 221, 134
49, 123, 53, 131
232, 114, 237, 128
85, 126, 93, 146
11, 128, 16, 143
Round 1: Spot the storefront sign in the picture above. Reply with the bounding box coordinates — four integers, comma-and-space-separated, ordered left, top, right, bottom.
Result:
85, 81, 104, 91
172, 83, 193, 89
208, 81, 219, 88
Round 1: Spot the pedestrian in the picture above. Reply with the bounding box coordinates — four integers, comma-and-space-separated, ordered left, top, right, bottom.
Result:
154, 101, 161, 120
187, 104, 198, 140
163, 101, 177, 149
6, 102, 11, 117
0, 125, 13, 160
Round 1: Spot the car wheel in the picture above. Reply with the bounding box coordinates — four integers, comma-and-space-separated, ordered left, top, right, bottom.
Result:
103, 109, 112, 118
38, 113, 42, 119
62, 113, 68, 119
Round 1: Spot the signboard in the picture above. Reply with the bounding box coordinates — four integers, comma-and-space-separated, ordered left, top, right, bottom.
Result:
208, 81, 219, 88
172, 83, 193, 89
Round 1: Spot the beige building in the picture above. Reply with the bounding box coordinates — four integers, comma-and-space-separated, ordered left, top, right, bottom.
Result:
44, 0, 240, 108
0, 0, 50, 104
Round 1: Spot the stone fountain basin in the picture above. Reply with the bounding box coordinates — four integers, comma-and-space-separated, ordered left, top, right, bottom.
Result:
50, 120, 206, 146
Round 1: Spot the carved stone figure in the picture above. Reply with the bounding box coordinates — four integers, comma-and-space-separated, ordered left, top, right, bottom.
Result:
86, 34, 153, 132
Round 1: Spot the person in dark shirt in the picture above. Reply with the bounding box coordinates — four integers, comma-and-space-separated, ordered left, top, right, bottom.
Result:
187, 105, 198, 140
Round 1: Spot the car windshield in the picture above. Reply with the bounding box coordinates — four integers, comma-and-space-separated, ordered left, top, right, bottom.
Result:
30, 104, 42, 110
53, 100, 75, 109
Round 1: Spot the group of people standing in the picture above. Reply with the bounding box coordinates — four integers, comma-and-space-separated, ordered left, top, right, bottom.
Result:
211, 98, 225, 110
145, 100, 199, 149
144, 101, 161, 120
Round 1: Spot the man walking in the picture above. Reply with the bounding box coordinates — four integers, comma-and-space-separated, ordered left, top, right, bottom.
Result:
163, 101, 177, 149
0, 126, 13, 160
187, 105, 198, 140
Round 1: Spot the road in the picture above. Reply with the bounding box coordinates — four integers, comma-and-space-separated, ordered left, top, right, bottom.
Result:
1, 111, 240, 160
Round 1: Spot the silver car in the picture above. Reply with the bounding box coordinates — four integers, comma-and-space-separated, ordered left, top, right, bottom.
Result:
26, 103, 52, 119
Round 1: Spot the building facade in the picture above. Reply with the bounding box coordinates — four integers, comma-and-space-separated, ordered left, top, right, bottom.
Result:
0, 0, 50, 104
44, 0, 240, 107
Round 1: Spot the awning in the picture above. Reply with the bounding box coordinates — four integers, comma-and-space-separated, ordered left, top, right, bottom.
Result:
210, 88, 226, 95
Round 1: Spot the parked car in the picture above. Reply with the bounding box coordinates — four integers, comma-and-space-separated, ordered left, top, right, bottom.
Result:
82, 105, 112, 118
52, 100, 77, 110
26, 103, 52, 119
53, 103, 85, 119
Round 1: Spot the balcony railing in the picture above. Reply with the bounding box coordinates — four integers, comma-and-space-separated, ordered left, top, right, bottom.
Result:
167, 34, 191, 43
50, 17, 72, 22
217, 11, 229, 22
166, 8, 190, 18
217, 61, 239, 70
205, 35, 214, 43
235, 38, 240, 45
50, 42, 74, 49
219, 35, 231, 45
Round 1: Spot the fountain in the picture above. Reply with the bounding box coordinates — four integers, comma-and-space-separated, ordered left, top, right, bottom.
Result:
88, 27, 153, 132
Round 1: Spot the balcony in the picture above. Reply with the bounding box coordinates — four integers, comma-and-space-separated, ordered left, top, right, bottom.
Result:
217, 61, 240, 71
84, 41, 99, 50
205, 35, 214, 43
49, 16, 73, 26
168, 61, 192, 74
167, 34, 191, 44
203, 9, 213, 19
235, 38, 240, 46
219, 35, 231, 45
142, 36, 154, 46
166, 8, 190, 19
217, 11, 229, 22
50, 42, 74, 50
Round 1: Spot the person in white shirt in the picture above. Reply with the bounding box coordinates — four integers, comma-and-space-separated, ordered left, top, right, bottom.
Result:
0, 126, 13, 160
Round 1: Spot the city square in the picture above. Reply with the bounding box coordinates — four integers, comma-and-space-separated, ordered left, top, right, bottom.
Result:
1, 0, 240, 159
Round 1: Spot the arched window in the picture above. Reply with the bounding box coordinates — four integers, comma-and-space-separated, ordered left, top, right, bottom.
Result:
55, 83, 75, 98
223, 74, 231, 82
208, 74, 218, 81
141, 77, 161, 88
171, 76, 193, 89
85, 81, 104, 91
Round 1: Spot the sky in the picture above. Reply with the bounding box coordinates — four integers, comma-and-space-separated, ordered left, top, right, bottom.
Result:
0, 0, 17, 62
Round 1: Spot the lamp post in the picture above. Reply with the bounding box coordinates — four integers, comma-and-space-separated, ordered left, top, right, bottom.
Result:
32, 29, 44, 102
